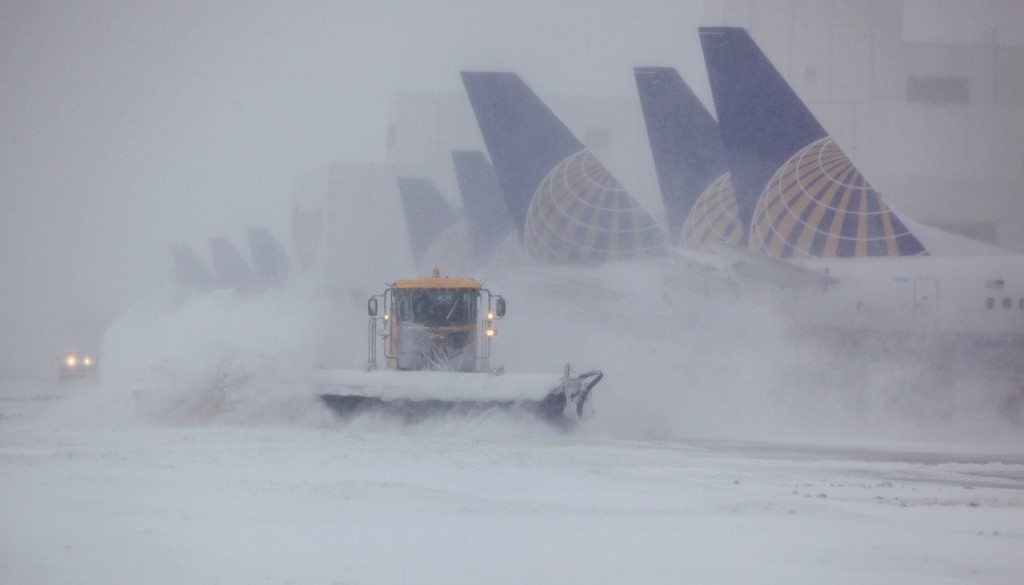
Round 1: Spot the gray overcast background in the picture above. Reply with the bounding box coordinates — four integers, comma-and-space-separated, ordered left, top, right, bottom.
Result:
1, 1, 1021, 374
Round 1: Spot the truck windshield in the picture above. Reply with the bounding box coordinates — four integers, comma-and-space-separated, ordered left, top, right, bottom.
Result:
396, 289, 477, 327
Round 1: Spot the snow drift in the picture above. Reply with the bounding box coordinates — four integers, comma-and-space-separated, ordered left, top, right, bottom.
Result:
40, 259, 1023, 443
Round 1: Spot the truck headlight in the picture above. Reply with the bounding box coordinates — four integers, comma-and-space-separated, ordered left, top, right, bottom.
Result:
65, 355, 77, 367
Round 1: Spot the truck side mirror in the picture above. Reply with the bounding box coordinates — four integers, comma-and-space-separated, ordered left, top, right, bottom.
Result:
368, 297, 378, 317
494, 297, 506, 318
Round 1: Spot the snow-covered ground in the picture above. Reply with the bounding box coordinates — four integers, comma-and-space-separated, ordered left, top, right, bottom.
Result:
3, 379, 1022, 585
3, 262, 1023, 584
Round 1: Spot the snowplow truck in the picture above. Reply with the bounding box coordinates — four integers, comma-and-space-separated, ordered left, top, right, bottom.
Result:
317, 269, 602, 427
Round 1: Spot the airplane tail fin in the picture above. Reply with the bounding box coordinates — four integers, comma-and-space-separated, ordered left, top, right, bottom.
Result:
462, 71, 666, 264
247, 226, 289, 289
634, 67, 728, 243
451, 150, 514, 266
396, 177, 460, 265
209, 237, 257, 290
170, 243, 215, 292
699, 26, 926, 258
461, 71, 583, 236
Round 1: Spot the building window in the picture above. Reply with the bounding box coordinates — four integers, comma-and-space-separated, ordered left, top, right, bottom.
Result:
906, 76, 969, 105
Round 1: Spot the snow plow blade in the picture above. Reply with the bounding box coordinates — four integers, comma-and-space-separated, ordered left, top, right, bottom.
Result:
316, 365, 602, 427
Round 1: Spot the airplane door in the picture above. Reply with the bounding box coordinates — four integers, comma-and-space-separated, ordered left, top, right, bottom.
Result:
913, 278, 939, 325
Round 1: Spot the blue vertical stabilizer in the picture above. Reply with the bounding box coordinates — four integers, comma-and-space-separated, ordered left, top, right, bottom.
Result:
451, 150, 513, 266
699, 27, 925, 258
634, 67, 728, 243
171, 243, 215, 292
461, 71, 667, 264
209, 237, 257, 289
396, 177, 459, 265
460, 71, 584, 236
247, 226, 289, 289
699, 27, 827, 234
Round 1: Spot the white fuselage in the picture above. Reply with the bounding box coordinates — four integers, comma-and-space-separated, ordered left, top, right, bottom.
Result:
786, 255, 1024, 341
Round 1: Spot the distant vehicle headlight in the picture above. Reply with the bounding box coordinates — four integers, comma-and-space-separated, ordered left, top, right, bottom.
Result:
83, 357, 92, 366
66, 355, 77, 368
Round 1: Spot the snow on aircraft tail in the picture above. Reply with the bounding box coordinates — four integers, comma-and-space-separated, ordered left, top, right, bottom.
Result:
633, 66, 744, 255
699, 27, 927, 259
451, 150, 514, 267
461, 71, 667, 264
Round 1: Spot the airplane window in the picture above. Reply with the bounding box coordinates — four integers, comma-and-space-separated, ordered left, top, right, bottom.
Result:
986, 297, 995, 309
1003, 297, 1012, 309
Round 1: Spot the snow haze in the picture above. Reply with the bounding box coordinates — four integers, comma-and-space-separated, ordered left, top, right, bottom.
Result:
4, 257, 1024, 582
0, 0, 712, 372
3, 0, 1023, 369
2, 2, 1024, 583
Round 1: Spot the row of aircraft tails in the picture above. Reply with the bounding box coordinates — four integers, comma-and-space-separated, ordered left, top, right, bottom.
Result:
166, 27, 1021, 379
171, 226, 289, 294
397, 26, 1024, 376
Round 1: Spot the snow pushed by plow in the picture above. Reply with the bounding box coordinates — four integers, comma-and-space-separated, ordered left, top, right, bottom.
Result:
3, 264, 1024, 584
51, 290, 337, 428
47, 285, 573, 433
35, 260, 1024, 440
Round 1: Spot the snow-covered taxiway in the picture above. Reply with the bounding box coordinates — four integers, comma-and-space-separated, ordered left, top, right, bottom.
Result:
2, 376, 1022, 585
3, 262, 1023, 584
